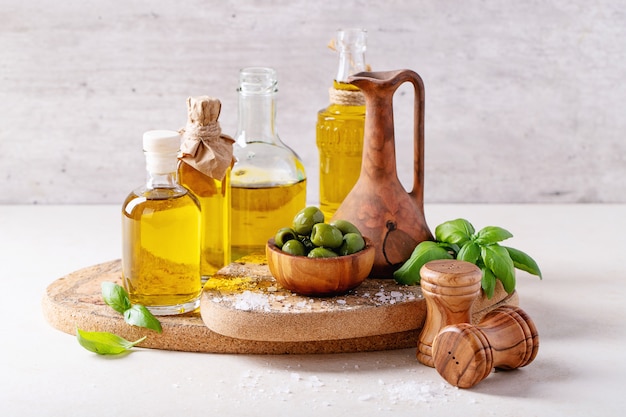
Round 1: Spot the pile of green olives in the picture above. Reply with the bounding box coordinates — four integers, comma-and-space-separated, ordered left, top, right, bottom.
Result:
273, 206, 366, 258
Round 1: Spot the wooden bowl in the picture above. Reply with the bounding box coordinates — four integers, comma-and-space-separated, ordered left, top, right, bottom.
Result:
266, 237, 375, 297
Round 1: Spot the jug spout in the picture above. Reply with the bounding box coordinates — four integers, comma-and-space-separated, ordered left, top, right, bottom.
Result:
333, 69, 432, 278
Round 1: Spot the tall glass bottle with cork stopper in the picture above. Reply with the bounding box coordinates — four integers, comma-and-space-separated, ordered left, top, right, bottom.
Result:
122, 130, 201, 315
316, 28, 367, 220
178, 96, 235, 283
231, 67, 307, 261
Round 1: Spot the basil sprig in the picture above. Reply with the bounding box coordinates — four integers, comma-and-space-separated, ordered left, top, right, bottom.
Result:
101, 282, 162, 333
76, 282, 162, 355
393, 218, 542, 298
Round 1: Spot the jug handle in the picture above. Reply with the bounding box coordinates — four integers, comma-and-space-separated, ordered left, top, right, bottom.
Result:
405, 70, 426, 210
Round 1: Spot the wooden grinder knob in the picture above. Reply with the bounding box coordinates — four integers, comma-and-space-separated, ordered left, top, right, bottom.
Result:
417, 259, 482, 367
432, 305, 540, 388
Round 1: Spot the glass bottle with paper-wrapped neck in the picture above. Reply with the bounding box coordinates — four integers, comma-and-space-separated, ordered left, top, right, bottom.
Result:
231, 67, 307, 262
316, 28, 367, 220
122, 130, 202, 315
178, 96, 234, 282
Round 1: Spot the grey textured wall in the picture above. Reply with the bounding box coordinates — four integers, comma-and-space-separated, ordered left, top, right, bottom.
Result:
1, 0, 624, 204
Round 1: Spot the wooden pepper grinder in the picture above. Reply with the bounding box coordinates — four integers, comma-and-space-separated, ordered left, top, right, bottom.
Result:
417, 259, 482, 367
432, 305, 540, 388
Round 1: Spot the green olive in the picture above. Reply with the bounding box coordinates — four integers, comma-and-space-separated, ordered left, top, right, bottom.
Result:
338, 232, 366, 255
274, 227, 297, 248
298, 235, 315, 253
330, 219, 362, 236
310, 223, 343, 249
307, 247, 338, 258
281, 239, 306, 256
292, 206, 325, 235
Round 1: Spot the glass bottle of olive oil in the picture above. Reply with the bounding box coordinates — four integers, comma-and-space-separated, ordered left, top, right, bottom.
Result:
179, 163, 229, 282
178, 96, 235, 283
316, 28, 367, 220
122, 130, 201, 315
231, 67, 307, 261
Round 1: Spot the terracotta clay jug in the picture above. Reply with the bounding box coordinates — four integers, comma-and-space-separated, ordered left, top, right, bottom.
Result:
332, 69, 433, 278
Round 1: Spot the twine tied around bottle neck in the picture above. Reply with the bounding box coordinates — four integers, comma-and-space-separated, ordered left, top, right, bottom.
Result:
179, 96, 235, 182
328, 87, 365, 106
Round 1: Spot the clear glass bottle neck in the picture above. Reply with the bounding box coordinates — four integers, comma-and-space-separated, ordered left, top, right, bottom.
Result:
235, 91, 278, 145
335, 29, 367, 83
146, 171, 178, 189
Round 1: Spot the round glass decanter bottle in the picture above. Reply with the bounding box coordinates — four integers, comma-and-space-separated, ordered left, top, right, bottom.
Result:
231, 67, 307, 261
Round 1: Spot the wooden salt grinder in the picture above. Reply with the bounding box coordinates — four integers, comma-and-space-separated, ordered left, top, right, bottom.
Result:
432, 305, 540, 388
417, 259, 482, 368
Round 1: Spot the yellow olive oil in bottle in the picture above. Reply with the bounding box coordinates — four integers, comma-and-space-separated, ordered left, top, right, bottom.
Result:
178, 96, 235, 282
231, 67, 307, 261
316, 28, 367, 219
122, 130, 201, 315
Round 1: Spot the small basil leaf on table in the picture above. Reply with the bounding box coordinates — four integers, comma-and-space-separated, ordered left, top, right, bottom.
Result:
76, 327, 146, 355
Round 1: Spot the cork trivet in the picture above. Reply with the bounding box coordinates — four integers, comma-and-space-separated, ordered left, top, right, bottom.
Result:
42, 260, 517, 354
201, 262, 424, 342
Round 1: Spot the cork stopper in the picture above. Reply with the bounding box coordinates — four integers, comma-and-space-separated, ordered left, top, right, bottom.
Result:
179, 96, 235, 181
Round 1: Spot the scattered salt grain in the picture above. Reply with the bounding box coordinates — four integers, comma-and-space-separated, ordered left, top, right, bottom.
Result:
385, 380, 455, 405
233, 291, 271, 311
307, 375, 324, 388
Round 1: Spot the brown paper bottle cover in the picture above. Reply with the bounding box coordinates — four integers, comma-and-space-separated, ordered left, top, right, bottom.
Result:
179, 96, 235, 182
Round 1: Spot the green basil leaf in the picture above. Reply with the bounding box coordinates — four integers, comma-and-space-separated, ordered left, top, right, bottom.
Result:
76, 327, 146, 355
436, 242, 460, 255
457, 241, 480, 264
481, 266, 497, 299
474, 226, 513, 245
503, 246, 542, 278
101, 282, 132, 314
393, 241, 453, 285
434, 219, 475, 245
124, 305, 163, 333
481, 244, 516, 293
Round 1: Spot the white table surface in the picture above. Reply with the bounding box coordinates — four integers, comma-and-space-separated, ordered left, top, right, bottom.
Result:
1, 204, 624, 416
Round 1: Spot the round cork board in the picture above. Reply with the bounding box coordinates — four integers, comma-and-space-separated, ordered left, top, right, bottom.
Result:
42, 260, 517, 354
